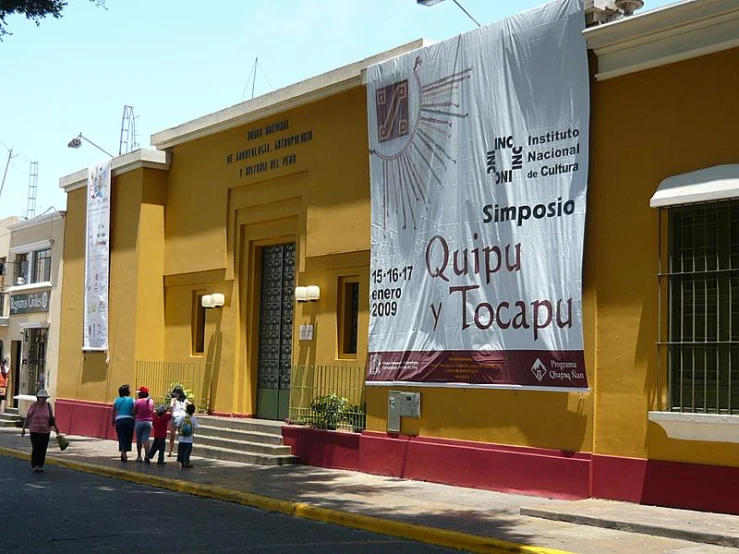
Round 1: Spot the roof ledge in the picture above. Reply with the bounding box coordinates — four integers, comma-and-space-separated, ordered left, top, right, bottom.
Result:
150, 39, 431, 150
59, 149, 170, 192
585, 0, 739, 80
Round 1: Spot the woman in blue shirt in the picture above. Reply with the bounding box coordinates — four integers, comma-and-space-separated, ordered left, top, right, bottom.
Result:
112, 384, 135, 462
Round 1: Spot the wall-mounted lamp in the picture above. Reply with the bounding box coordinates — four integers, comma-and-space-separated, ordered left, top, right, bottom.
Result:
295, 285, 320, 303
201, 293, 225, 309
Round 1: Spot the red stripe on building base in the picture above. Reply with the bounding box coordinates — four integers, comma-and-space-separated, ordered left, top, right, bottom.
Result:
591, 454, 739, 515
55, 398, 117, 441
283, 426, 739, 514
283, 427, 591, 499
55, 401, 739, 515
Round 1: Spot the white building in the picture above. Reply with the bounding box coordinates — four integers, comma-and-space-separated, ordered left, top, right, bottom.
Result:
4, 211, 65, 401
0, 216, 23, 373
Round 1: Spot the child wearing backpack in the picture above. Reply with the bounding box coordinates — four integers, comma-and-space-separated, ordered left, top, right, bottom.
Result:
177, 403, 199, 468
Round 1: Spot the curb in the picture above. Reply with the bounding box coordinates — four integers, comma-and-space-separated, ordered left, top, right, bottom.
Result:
0, 445, 571, 554
520, 507, 739, 549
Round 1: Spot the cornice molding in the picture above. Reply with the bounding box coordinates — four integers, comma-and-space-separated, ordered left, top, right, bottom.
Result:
59, 149, 171, 192
585, 0, 739, 80
9, 239, 53, 254
7, 211, 64, 232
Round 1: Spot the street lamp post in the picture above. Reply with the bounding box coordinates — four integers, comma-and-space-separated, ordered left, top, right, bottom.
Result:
417, 0, 482, 27
67, 133, 114, 158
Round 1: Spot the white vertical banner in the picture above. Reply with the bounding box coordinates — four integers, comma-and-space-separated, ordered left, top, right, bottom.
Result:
366, 0, 590, 389
83, 160, 112, 351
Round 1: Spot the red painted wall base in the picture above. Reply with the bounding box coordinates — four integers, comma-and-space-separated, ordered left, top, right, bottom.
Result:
56, 398, 117, 441
283, 427, 590, 500
283, 427, 739, 515
56, 399, 739, 515
591, 454, 739, 515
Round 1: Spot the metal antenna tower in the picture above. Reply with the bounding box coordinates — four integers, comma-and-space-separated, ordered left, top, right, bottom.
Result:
26, 160, 38, 219
119, 105, 140, 155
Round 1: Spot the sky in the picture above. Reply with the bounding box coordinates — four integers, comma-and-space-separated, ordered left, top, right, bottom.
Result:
0, 0, 679, 219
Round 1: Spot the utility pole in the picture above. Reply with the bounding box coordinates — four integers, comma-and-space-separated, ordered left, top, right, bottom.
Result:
0, 148, 18, 203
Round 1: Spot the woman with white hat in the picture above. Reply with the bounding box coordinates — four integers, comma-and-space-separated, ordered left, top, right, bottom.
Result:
20, 389, 60, 472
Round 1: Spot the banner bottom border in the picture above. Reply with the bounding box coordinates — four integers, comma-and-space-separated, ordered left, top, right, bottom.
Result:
365, 381, 590, 393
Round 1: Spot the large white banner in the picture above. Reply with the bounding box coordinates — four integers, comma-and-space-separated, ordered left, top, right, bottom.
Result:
366, 0, 589, 389
84, 160, 111, 351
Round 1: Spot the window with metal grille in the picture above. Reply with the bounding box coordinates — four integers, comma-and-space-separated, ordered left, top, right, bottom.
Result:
338, 277, 359, 358
666, 201, 739, 414
32, 249, 51, 283
14, 254, 29, 285
192, 291, 206, 355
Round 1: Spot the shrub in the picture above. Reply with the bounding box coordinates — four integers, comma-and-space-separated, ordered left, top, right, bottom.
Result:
164, 381, 195, 406
309, 393, 349, 430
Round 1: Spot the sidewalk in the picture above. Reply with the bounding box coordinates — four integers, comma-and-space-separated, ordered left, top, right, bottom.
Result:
0, 428, 737, 554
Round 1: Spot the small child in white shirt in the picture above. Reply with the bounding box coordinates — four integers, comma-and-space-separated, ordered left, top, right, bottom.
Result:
176, 403, 199, 469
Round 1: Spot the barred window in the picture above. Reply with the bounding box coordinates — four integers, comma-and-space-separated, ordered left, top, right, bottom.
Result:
14, 253, 29, 285
32, 249, 52, 283
667, 201, 739, 414
192, 291, 206, 355
338, 277, 359, 358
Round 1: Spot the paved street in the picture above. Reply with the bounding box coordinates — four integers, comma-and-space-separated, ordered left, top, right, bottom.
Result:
1, 429, 739, 554
0, 456, 460, 554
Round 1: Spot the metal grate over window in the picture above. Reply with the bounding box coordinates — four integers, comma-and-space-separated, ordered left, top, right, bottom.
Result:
32, 249, 52, 283
666, 201, 739, 414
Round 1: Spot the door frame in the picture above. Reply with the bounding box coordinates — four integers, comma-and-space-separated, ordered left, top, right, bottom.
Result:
240, 224, 298, 420
253, 242, 296, 420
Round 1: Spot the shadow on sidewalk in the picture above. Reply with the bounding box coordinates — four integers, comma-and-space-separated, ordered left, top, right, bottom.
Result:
0, 429, 548, 549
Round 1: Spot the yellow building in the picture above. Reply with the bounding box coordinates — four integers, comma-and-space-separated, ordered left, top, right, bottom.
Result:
55, 0, 739, 514
56, 40, 426, 439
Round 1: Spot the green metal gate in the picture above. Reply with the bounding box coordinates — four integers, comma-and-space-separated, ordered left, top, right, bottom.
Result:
256, 243, 295, 420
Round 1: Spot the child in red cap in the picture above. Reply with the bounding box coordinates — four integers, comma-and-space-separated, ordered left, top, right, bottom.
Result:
148, 405, 172, 464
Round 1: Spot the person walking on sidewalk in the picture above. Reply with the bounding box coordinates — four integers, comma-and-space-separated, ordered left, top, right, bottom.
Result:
176, 403, 199, 469
0, 362, 8, 413
132, 386, 154, 463
20, 389, 60, 472
111, 384, 135, 462
147, 405, 172, 465
167, 385, 189, 457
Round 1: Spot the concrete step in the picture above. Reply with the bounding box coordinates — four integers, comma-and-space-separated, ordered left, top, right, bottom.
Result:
4, 408, 19, 415
192, 444, 299, 466
196, 425, 285, 446
0, 420, 20, 428
179, 416, 296, 466
195, 434, 292, 456
0, 413, 21, 428
196, 416, 285, 435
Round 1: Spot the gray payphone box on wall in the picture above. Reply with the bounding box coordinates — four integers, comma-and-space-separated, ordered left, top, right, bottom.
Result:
387, 390, 421, 433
